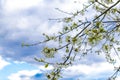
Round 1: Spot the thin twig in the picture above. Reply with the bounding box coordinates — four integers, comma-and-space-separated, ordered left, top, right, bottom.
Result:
63, 46, 73, 64
112, 44, 120, 60
55, 8, 73, 15
75, 0, 120, 38
96, 1, 120, 14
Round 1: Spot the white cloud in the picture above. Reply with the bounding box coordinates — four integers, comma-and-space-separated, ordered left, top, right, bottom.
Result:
3, 16, 63, 41
7, 62, 118, 80
1, 0, 119, 80
13, 61, 26, 64
3, 0, 44, 13
36, 21, 63, 35
3, 0, 87, 14
59, 0, 88, 12
63, 62, 114, 78
1, 0, 89, 41
7, 65, 53, 80
8, 70, 40, 80
0, 56, 10, 70
16, 17, 30, 30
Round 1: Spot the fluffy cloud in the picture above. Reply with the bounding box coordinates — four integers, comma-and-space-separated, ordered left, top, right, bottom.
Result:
8, 70, 41, 80
7, 65, 53, 80
0, 0, 88, 63
62, 62, 114, 79
0, 56, 10, 70
0, 0, 120, 80
2, 0, 87, 14
7, 62, 118, 80
3, 0, 44, 13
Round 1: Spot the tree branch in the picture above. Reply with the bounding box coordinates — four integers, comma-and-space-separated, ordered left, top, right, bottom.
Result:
75, 0, 120, 38
96, 0, 120, 14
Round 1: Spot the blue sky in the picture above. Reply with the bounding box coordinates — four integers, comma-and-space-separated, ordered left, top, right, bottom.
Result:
0, 0, 120, 80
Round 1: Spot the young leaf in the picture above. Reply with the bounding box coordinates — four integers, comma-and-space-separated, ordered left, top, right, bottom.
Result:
66, 47, 69, 53
45, 63, 49, 68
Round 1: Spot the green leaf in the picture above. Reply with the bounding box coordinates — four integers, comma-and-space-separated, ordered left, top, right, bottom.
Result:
110, 37, 114, 42
34, 58, 44, 62
80, 10, 84, 15
43, 47, 50, 54
58, 32, 63, 35
21, 43, 30, 47
99, 27, 105, 33
46, 74, 51, 79
50, 36, 56, 40
72, 37, 77, 45
112, 8, 117, 13
117, 47, 120, 51
103, 0, 113, 4
92, 29, 98, 33
72, 22, 77, 28
65, 36, 70, 42
21, 42, 25, 47
45, 63, 49, 68
64, 17, 72, 23
43, 33, 50, 40
89, 0, 95, 3
84, 29, 89, 34
96, 21, 101, 27
64, 26, 69, 31
74, 48, 79, 52
103, 45, 109, 51
66, 47, 69, 53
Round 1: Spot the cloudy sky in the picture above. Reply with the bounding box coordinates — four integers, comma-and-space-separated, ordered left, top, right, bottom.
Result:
0, 0, 120, 80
